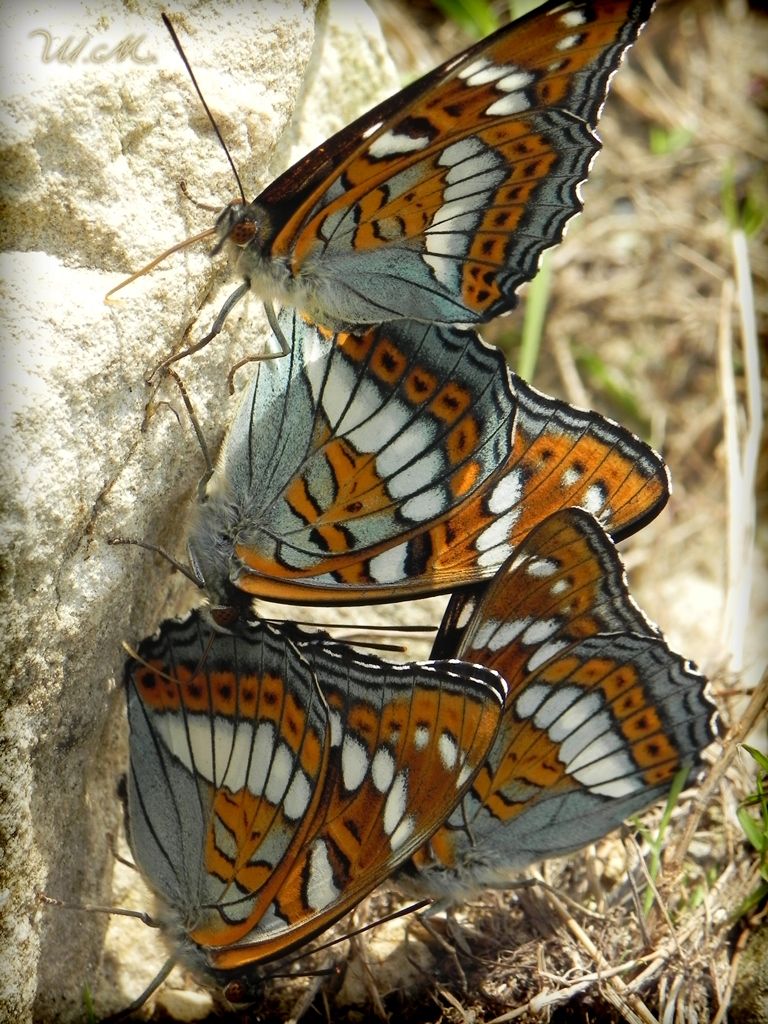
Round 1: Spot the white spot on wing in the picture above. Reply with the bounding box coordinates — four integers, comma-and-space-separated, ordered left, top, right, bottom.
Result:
574, 755, 641, 797
439, 137, 486, 166
464, 62, 515, 86
362, 120, 384, 140
368, 544, 408, 586
515, 682, 550, 721
476, 506, 522, 554
488, 469, 524, 514
445, 158, 505, 192
548, 693, 602, 741
526, 640, 569, 673
583, 484, 606, 514
527, 557, 559, 578
346, 397, 411, 454
157, 716, 192, 774
414, 725, 430, 751
218, 722, 252, 790
283, 770, 311, 820
477, 539, 514, 569
496, 70, 535, 92
485, 92, 531, 117
264, 743, 293, 805
561, 465, 583, 488
567, 728, 624, 772
439, 732, 458, 770
384, 772, 408, 835
390, 815, 415, 851
425, 228, 468, 257
329, 711, 342, 748
371, 748, 395, 793
373, 416, 438, 479
368, 129, 431, 158
246, 721, 278, 796
342, 734, 369, 792
429, 196, 478, 227
559, 10, 587, 27
458, 57, 491, 80
556, 33, 581, 51
176, 715, 236, 788
400, 486, 447, 524
306, 840, 339, 911
472, 615, 531, 653
389, 448, 446, 500
454, 599, 475, 631
521, 618, 560, 646
315, 354, 358, 427
423, 252, 459, 289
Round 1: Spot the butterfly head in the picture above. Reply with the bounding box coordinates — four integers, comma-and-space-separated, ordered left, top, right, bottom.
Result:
185, 954, 264, 1011
138, 926, 267, 1015
186, 503, 255, 629
212, 199, 273, 260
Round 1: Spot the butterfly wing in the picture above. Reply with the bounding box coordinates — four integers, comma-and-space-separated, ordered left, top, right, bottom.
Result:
233, 0, 654, 326
189, 310, 515, 610
126, 610, 506, 988
206, 630, 507, 976
125, 611, 331, 953
190, 311, 667, 612
402, 509, 716, 896
382, 370, 669, 595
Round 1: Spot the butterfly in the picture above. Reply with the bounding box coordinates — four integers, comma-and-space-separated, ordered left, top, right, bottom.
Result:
187, 308, 669, 621
397, 507, 717, 898
123, 508, 714, 1008
123, 608, 507, 1008
127, 0, 654, 347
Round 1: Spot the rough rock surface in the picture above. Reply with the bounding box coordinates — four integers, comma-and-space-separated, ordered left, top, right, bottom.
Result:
0, 2, 402, 1019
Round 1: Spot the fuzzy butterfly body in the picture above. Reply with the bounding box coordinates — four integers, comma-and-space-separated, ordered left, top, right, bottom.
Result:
189, 309, 668, 617
400, 509, 717, 897
125, 610, 506, 997
208, 0, 654, 331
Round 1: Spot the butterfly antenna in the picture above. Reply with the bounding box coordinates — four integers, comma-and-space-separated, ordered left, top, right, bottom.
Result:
122, 628, 215, 691
162, 13, 247, 205
264, 618, 436, 635
270, 898, 433, 974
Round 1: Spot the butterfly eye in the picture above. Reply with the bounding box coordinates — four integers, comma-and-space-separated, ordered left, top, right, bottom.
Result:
229, 217, 259, 248
211, 202, 263, 255
209, 605, 241, 629
222, 978, 252, 1006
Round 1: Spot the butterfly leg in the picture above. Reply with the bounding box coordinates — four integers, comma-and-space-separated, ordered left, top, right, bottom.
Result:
108, 536, 204, 588
225, 300, 290, 392
409, 911, 470, 991
148, 279, 251, 382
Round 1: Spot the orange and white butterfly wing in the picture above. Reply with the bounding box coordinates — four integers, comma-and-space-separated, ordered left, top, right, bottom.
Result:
190, 312, 667, 612
403, 509, 716, 896
231, 0, 655, 326
385, 372, 670, 593
126, 611, 506, 993
126, 613, 331, 951
208, 634, 507, 975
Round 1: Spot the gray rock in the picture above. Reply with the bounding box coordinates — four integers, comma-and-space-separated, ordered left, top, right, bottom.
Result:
0, 2, 398, 1019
